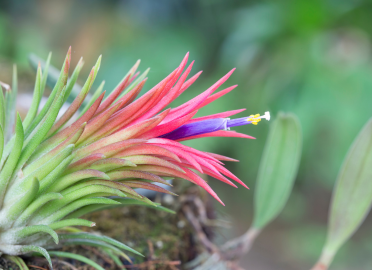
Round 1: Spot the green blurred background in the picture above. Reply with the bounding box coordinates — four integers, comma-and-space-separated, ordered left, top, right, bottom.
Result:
1, 0, 372, 269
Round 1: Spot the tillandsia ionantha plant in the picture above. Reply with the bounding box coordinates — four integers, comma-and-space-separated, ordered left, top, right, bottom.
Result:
0, 47, 270, 269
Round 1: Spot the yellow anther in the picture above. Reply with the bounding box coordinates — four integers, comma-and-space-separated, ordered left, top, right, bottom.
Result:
247, 114, 261, 125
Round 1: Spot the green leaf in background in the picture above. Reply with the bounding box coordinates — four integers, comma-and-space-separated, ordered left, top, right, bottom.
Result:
312, 117, 372, 270
253, 112, 302, 229
28, 53, 85, 105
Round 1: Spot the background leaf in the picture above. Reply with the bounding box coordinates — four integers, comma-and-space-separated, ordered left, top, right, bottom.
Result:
313, 117, 372, 269
253, 112, 302, 229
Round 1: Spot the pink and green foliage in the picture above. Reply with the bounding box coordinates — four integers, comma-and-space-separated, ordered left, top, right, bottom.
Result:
0, 48, 267, 269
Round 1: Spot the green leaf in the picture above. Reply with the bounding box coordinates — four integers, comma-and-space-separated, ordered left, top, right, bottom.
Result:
0, 125, 3, 162
87, 158, 136, 172
0, 114, 24, 208
78, 80, 105, 117
253, 112, 302, 229
12, 225, 59, 244
47, 56, 100, 136
37, 197, 120, 224
67, 198, 175, 219
21, 245, 52, 270
37, 154, 75, 195
3, 255, 29, 270
0, 85, 5, 130
62, 238, 129, 261
45, 169, 109, 194
26, 122, 85, 167
22, 144, 74, 179
35, 184, 126, 221
0, 177, 39, 227
40, 52, 52, 98
14, 193, 63, 227
314, 117, 372, 268
49, 218, 95, 230
23, 64, 42, 130
48, 251, 104, 270
60, 232, 143, 256
63, 57, 84, 103
18, 85, 67, 172
4, 146, 73, 205
100, 247, 127, 269
29, 51, 78, 103
25, 48, 70, 137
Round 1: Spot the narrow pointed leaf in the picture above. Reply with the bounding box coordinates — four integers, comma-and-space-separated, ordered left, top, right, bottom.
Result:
49, 218, 96, 230
14, 193, 63, 227
21, 245, 52, 270
63, 57, 84, 103
35, 185, 126, 222
23, 64, 42, 130
66, 198, 174, 218
19, 85, 67, 173
62, 239, 130, 262
0, 114, 24, 207
39, 197, 120, 224
0, 125, 3, 162
12, 225, 59, 244
60, 232, 143, 256
253, 112, 302, 229
78, 80, 105, 117
45, 169, 109, 193
48, 251, 104, 270
25, 48, 70, 136
314, 117, 372, 269
0, 177, 39, 226
38, 155, 75, 195
40, 52, 52, 97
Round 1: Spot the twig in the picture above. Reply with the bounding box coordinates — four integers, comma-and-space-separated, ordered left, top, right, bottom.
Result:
181, 195, 230, 228
146, 240, 156, 270
182, 194, 262, 269
147, 240, 155, 260
220, 227, 261, 260
183, 205, 218, 254
28, 265, 48, 270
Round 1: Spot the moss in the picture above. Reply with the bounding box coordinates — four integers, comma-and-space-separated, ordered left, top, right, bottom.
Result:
3, 186, 214, 269
84, 200, 194, 266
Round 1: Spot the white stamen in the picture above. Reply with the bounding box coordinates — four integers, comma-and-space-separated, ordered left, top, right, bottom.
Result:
257, 111, 270, 121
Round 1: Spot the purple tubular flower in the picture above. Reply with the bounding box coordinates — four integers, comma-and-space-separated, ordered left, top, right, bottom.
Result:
161, 112, 270, 141
226, 117, 251, 128
161, 118, 228, 141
